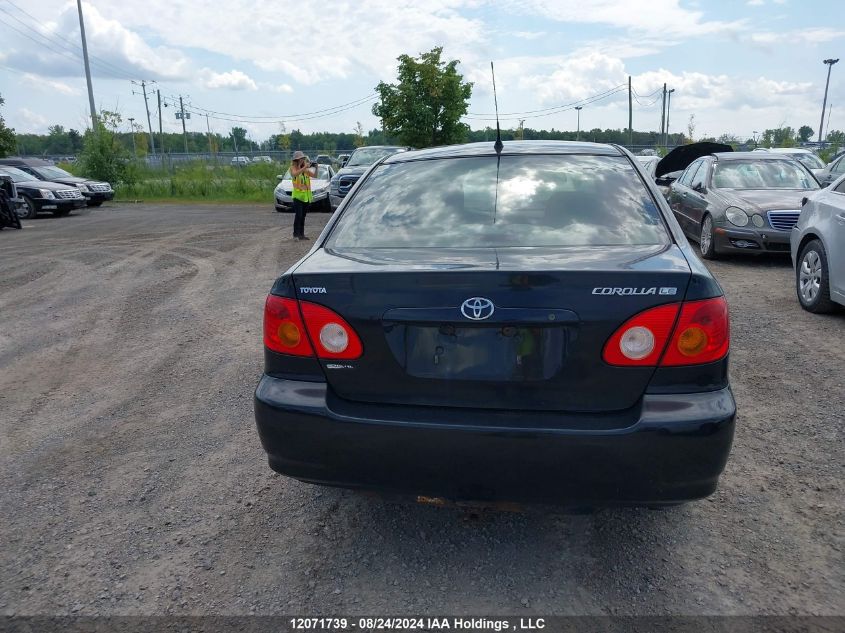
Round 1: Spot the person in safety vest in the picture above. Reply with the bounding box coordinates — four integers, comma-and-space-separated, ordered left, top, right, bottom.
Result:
289, 150, 317, 240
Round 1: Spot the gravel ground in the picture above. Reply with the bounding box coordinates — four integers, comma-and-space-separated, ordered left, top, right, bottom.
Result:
0, 203, 842, 617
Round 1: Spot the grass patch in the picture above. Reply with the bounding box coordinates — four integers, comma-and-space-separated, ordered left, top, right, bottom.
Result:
61, 159, 283, 203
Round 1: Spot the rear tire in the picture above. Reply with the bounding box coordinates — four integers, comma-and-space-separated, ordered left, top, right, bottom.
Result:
797, 239, 836, 313
19, 196, 37, 219
699, 214, 718, 260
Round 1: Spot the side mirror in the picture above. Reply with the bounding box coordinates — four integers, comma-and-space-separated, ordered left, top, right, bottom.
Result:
693, 182, 706, 193
276, 175, 284, 181
801, 197, 808, 206
655, 176, 672, 186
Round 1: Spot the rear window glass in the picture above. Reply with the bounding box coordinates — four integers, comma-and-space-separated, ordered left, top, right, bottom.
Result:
327, 155, 669, 248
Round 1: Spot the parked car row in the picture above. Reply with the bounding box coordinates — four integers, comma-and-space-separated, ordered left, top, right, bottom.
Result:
0, 157, 113, 219
639, 143, 843, 314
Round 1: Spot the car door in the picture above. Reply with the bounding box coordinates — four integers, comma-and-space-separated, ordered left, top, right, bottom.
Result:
822, 156, 845, 187
685, 158, 712, 231
670, 159, 703, 236
826, 178, 845, 297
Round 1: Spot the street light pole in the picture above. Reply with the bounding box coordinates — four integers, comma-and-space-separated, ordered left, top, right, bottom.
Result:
818, 58, 839, 144
575, 106, 582, 141
128, 117, 137, 156
666, 88, 675, 148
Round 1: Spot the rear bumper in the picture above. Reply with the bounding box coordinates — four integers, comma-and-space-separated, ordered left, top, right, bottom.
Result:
714, 226, 791, 254
254, 376, 736, 505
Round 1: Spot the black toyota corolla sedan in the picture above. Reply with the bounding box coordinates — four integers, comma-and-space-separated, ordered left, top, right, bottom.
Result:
254, 141, 735, 506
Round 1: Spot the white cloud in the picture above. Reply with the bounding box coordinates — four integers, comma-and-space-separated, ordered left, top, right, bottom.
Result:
513, 31, 546, 40
750, 27, 845, 46
21, 74, 80, 96
199, 69, 258, 91
17, 108, 49, 133
508, 0, 747, 39
266, 83, 294, 94
1, 1, 190, 80
747, 0, 764, 5
91, 0, 486, 86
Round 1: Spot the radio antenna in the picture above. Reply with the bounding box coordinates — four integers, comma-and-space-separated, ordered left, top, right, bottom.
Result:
491, 62, 503, 154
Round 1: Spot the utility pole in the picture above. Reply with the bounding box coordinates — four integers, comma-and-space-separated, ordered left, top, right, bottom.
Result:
666, 88, 676, 148
157, 90, 165, 158
206, 114, 214, 157
575, 106, 582, 141
178, 96, 189, 154
76, 0, 97, 131
518, 119, 525, 141
628, 76, 633, 148
660, 83, 667, 148
819, 59, 839, 144
128, 117, 137, 156
133, 80, 156, 156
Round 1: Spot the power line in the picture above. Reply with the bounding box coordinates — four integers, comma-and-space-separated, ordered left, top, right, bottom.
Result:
178, 94, 379, 122
465, 86, 628, 122
467, 84, 627, 118
171, 95, 379, 125
1, 0, 140, 80
0, 10, 135, 81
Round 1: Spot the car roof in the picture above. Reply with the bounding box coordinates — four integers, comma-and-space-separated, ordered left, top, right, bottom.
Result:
0, 157, 49, 166
383, 140, 623, 164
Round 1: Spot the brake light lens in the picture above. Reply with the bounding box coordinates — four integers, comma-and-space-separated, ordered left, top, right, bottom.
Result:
300, 301, 363, 359
603, 304, 680, 366
662, 297, 729, 366
264, 296, 314, 356
263, 295, 364, 360
603, 296, 729, 367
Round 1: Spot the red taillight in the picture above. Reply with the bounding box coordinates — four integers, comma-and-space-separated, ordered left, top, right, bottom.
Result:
603, 303, 680, 366
299, 301, 363, 360
264, 296, 314, 356
603, 296, 729, 367
661, 297, 729, 366
263, 295, 363, 360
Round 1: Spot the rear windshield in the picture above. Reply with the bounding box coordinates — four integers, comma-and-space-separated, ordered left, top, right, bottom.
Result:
327, 155, 669, 248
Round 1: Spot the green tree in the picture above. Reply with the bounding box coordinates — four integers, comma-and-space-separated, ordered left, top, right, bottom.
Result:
78, 110, 132, 185
230, 126, 248, 151
0, 93, 16, 157
798, 125, 814, 143
373, 47, 472, 148
353, 121, 365, 147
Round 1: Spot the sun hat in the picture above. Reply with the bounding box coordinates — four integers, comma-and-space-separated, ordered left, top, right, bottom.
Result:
291, 151, 307, 161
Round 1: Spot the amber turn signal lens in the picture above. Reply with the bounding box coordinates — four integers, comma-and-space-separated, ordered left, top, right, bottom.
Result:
677, 326, 708, 356
277, 321, 301, 348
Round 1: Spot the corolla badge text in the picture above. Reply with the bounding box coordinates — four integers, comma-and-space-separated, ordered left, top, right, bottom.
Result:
592, 287, 677, 296
461, 297, 495, 320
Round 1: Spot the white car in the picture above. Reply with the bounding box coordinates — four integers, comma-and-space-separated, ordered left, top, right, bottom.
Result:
252, 156, 273, 164
274, 164, 336, 213
791, 174, 845, 312
230, 156, 250, 167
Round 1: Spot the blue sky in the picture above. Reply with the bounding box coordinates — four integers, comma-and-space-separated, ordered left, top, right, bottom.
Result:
0, 0, 842, 143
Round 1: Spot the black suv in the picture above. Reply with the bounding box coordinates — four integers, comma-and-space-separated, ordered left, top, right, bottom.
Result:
0, 158, 114, 207
0, 166, 87, 218
329, 146, 409, 210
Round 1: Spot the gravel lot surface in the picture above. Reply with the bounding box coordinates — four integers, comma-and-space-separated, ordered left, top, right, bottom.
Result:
0, 203, 842, 616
